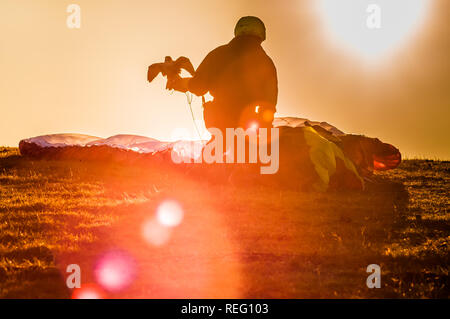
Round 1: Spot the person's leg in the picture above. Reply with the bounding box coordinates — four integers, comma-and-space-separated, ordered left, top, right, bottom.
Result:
203, 102, 232, 163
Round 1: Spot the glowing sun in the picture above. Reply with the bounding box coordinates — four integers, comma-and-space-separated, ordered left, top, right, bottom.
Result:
315, 0, 431, 61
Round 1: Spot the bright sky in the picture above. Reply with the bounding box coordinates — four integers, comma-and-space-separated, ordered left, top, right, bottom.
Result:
1, 0, 449, 159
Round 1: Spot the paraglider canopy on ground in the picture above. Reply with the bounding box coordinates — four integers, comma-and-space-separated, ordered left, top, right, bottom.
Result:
19, 117, 401, 192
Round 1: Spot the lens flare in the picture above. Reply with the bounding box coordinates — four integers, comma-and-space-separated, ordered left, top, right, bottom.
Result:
94, 250, 136, 292
142, 218, 172, 246
248, 122, 259, 132
156, 200, 184, 227
71, 283, 104, 299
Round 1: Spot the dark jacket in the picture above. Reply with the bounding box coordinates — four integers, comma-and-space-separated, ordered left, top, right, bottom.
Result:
189, 35, 278, 115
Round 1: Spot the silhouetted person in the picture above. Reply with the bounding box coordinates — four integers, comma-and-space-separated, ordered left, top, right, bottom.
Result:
166, 16, 278, 134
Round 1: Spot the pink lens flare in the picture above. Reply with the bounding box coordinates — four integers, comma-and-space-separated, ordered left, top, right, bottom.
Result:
141, 218, 172, 246
156, 200, 184, 227
94, 250, 136, 292
71, 283, 104, 299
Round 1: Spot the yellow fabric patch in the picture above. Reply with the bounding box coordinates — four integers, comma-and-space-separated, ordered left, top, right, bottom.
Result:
302, 127, 363, 191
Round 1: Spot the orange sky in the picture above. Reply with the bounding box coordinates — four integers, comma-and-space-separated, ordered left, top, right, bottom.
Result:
1, 0, 449, 159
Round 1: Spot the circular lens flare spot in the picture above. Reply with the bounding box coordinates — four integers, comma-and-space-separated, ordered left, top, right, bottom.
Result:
94, 251, 136, 292
156, 200, 184, 227
248, 122, 259, 132
142, 218, 172, 246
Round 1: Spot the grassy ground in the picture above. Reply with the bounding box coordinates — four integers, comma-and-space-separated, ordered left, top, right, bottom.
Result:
0, 146, 448, 298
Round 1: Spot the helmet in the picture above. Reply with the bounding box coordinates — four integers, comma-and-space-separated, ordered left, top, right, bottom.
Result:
234, 16, 266, 41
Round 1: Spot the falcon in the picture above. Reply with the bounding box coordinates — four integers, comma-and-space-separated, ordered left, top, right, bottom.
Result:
147, 56, 195, 84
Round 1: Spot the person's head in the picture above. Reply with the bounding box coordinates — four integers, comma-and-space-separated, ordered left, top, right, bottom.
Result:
234, 16, 266, 42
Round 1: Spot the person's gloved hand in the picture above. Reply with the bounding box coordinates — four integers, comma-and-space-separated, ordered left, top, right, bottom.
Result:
166, 74, 189, 93
165, 74, 179, 90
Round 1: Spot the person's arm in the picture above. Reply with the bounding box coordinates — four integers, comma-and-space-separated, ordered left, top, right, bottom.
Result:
165, 68, 208, 95
167, 45, 226, 96
257, 55, 278, 125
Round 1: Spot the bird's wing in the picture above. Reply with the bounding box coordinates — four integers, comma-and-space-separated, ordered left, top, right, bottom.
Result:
147, 63, 164, 82
175, 56, 195, 76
